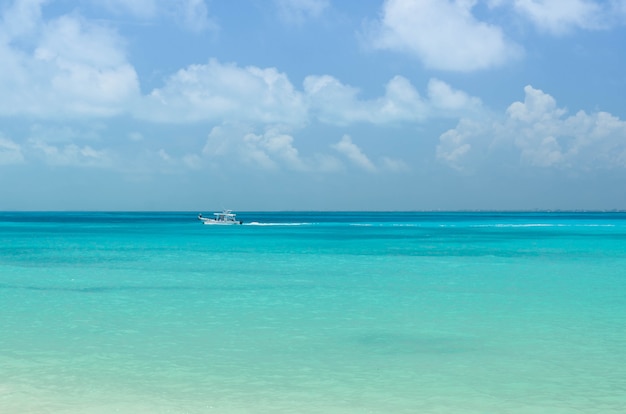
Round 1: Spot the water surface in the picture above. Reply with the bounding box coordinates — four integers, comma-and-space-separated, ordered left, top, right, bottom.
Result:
1, 212, 625, 413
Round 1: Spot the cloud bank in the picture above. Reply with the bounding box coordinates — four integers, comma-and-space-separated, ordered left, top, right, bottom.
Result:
2, 0, 626, 179
438, 85, 626, 171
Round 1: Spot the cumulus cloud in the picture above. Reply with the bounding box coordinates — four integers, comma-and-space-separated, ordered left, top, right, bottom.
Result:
436, 118, 479, 171
202, 124, 239, 158
140, 63, 478, 136
0, 1, 481, 130
140, 60, 307, 125
0, 1, 478, 177
305, 75, 427, 124
330, 135, 408, 173
332, 135, 377, 172
202, 125, 408, 174
0, 1, 140, 118
305, 75, 481, 125
365, 0, 625, 69
427, 78, 483, 115
242, 129, 305, 170
203, 124, 342, 172
365, 0, 522, 71
437, 85, 626, 171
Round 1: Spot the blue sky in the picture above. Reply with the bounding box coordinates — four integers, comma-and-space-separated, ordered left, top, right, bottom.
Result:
1, 0, 626, 210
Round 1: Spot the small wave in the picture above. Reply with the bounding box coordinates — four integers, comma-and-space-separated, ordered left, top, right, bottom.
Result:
575, 224, 616, 227
494, 224, 558, 228
349, 223, 426, 227
471, 223, 615, 228
245, 222, 314, 226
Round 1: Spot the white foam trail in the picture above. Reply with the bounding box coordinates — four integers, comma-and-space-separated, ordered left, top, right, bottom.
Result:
471, 223, 615, 228
245, 222, 314, 226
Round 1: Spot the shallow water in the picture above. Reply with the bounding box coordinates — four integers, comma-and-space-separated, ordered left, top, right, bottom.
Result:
1, 212, 625, 413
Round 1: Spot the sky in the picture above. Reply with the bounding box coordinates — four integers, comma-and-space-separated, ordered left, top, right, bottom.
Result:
1, 0, 626, 211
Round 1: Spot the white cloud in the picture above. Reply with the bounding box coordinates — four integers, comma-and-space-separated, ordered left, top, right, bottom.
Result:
203, 123, 342, 172
381, 156, 411, 173
2, 122, 121, 168
379, 76, 429, 122
29, 139, 113, 167
95, 0, 217, 32
506, 84, 565, 122
98, 0, 159, 19
0, 2, 485, 178
243, 129, 306, 170
0, 0, 481, 129
0, 3, 140, 118
1, 0, 45, 38
436, 118, 478, 170
332, 135, 377, 172
140, 60, 307, 125
203, 124, 239, 158
511, 0, 607, 33
305, 75, 482, 125
304, 75, 366, 124
427, 78, 483, 115
137, 63, 481, 129
304, 75, 421, 125
0, 136, 25, 165
241, 133, 280, 170
174, 0, 216, 33
274, 0, 329, 24
202, 125, 409, 174
366, 0, 522, 71
437, 85, 626, 170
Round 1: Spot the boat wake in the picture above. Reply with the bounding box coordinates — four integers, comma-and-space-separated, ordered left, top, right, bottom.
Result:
245, 222, 314, 226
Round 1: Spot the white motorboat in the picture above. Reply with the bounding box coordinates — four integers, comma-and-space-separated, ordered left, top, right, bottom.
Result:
198, 210, 242, 225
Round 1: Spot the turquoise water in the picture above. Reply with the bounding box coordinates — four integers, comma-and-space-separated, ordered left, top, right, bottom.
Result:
1, 212, 625, 413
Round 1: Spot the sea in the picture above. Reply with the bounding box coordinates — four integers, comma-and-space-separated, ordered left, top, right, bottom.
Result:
1, 211, 625, 413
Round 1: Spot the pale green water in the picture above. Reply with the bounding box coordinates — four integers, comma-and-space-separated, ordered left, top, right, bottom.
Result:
1, 212, 625, 413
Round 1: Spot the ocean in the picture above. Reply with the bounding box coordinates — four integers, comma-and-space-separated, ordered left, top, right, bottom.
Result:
1, 211, 625, 413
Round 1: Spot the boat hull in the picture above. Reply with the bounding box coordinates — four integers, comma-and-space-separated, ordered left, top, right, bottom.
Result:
198, 212, 242, 225
200, 219, 242, 225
